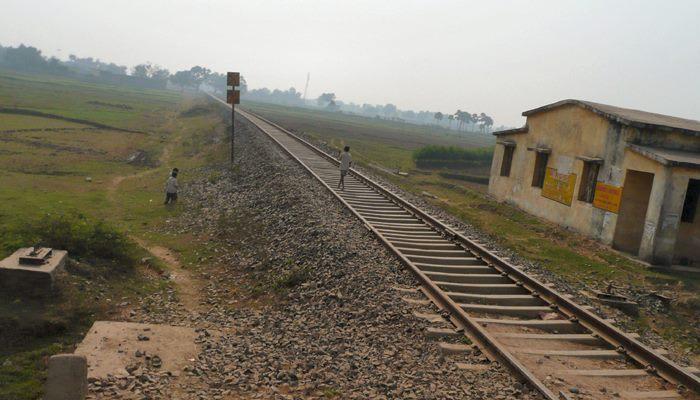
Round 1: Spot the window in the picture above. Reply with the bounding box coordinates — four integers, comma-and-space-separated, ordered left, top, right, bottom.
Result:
500, 145, 515, 177
578, 161, 601, 203
531, 152, 549, 188
681, 179, 700, 223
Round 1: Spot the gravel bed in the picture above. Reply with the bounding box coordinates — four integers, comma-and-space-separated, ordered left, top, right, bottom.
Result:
89, 113, 537, 399
290, 129, 694, 366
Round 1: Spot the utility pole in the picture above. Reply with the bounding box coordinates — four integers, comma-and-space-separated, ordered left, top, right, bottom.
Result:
302, 72, 310, 103
226, 72, 241, 165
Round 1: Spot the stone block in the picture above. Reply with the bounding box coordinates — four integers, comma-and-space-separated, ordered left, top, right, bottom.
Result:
0, 247, 67, 295
45, 354, 87, 400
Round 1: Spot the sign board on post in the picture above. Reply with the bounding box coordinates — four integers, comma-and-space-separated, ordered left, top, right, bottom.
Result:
593, 182, 622, 213
227, 89, 240, 105
227, 72, 240, 88
227, 71, 240, 165
541, 167, 576, 206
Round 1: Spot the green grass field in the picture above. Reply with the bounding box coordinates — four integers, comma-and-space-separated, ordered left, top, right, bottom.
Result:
0, 70, 229, 399
244, 101, 494, 173
0, 69, 179, 130
244, 99, 700, 362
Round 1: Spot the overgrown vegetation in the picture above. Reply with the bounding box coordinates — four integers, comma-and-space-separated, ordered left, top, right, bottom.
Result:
413, 145, 494, 169
273, 265, 311, 290
437, 171, 490, 185
0, 213, 151, 400
2, 213, 137, 267
0, 69, 211, 400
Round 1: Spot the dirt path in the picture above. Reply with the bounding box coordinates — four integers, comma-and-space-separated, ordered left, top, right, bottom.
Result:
106, 133, 176, 201
106, 126, 203, 313
145, 244, 202, 313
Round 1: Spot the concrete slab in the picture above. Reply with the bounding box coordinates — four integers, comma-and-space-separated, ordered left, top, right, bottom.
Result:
74, 321, 198, 379
0, 247, 67, 294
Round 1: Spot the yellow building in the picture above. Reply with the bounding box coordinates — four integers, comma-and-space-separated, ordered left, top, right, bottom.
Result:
489, 99, 700, 266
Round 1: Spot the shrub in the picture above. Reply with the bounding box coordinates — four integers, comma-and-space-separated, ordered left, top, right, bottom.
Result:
273, 265, 310, 290
413, 145, 494, 168
16, 213, 136, 267
438, 172, 490, 185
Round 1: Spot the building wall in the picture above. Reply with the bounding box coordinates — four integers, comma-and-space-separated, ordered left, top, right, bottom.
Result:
666, 167, 700, 264
676, 202, 700, 264
489, 105, 618, 241
488, 105, 700, 265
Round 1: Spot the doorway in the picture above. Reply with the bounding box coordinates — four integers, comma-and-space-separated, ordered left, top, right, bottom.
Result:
613, 170, 655, 255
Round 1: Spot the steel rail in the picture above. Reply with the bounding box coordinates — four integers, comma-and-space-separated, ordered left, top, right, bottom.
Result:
209, 94, 699, 397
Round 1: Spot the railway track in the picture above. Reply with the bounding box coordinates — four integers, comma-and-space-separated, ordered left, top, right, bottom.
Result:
213, 95, 699, 400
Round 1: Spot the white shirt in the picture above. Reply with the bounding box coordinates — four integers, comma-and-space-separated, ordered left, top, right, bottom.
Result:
165, 176, 179, 193
339, 151, 352, 171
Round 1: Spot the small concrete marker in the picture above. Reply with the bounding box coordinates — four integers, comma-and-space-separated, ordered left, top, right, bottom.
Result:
45, 354, 87, 400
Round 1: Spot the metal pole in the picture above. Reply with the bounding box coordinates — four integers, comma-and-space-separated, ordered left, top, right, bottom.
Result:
231, 104, 236, 166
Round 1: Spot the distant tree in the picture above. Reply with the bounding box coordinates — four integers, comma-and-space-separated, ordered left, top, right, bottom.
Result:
402, 110, 416, 120
189, 66, 211, 84
169, 66, 211, 90
361, 103, 377, 116
65, 54, 127, 75
131, 63, 151, 78
242, 86, 303, 106
150, 66, 170, 81
170, 70, 192, 91
327, 99, 339, 111
383, 103, 397, 119
317, 92, 336, 107
447, 114, 455, 129
455, 110, 475, 131
478, 112, 494, 133
434, 112, 444, 125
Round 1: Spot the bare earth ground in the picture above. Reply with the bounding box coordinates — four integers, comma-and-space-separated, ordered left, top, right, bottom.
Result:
83, 112, 535, 399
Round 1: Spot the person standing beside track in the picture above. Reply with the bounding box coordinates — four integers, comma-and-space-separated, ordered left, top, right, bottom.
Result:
337, 145, 353, 190
164, 168, 180, 205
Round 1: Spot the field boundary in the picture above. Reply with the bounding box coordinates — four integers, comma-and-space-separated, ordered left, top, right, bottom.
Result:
0, 107, 146, 134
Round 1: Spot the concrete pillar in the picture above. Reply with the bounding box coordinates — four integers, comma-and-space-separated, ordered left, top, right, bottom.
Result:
638, 167, 671, 262
44, 354, 87, 400
652, 173, 689, 264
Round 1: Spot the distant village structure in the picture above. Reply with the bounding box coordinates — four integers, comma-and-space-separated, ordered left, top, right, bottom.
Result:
489, 100, 700, 266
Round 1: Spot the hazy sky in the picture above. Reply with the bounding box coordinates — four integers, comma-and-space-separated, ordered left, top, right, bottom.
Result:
2, 0, 699, 127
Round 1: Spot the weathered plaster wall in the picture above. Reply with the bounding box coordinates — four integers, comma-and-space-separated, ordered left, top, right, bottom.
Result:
488, 105, 700, 264
489, 105, 617, 240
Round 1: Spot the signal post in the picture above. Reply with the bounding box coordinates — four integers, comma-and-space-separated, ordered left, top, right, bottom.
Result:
227, 72, 241, 165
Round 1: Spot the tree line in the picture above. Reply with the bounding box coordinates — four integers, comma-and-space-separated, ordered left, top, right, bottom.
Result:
0, 43, 498, 133
241, 89, 497, 134
0, 43, 246, 93
433, 110, 493, 133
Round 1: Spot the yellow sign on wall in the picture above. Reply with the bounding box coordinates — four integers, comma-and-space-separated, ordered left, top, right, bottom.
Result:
593, 182, 622, 213
542, 167, 577, 206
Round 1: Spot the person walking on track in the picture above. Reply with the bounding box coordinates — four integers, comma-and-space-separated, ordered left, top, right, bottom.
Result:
164, 168, 179, 205
337, 146, 353, 190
